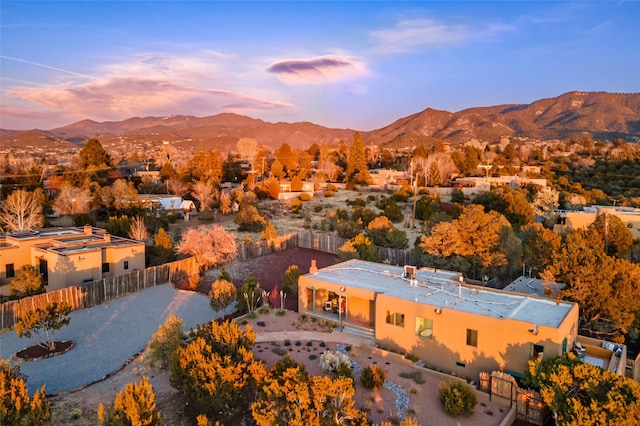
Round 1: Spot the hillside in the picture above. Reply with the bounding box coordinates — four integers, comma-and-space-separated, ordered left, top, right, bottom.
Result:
2, 91, 639, 150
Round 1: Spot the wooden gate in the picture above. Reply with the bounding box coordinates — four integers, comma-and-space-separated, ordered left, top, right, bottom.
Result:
479, 371, 550, 426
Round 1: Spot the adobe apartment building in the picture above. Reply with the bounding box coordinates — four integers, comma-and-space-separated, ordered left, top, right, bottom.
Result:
299, 259, 579, 381
0, 226, 145, 293
554, 206, 640, 239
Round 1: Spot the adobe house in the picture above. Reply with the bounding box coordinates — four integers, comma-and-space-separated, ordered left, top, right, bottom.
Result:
298, 259, 579, 381
0, 226, 145, 293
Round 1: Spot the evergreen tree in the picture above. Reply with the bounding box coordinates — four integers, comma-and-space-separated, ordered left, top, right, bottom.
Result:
344, 132, 372, 185
98, 377, 163, 425
0, 361, 50, 426
79, 138, 112, 169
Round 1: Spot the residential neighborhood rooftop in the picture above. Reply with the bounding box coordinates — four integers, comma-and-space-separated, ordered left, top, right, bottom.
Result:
311, 259, 575, 328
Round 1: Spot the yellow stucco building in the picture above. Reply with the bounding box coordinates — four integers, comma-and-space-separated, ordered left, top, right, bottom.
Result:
299, 259, 579, 381
0, 226, 145, 293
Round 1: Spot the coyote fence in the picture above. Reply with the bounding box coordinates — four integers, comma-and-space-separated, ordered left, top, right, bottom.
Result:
0, 257, 197, 330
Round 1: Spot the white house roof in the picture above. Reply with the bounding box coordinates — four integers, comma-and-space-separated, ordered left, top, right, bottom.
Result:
307, 259, 575, 328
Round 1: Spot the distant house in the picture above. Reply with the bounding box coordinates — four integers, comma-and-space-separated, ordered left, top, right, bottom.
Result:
278, 181, 314, 200
554, 206, 640, 239
139, 194, 183, 211
0, 226, 145, 293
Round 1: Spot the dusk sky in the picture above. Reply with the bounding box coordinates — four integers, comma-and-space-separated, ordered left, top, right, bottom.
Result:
1, 1, 639, 131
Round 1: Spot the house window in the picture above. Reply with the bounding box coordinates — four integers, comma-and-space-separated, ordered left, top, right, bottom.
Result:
102, 263, 110, 273
124, 261, 129, 270
6, 263, 15, 279
466, 329, 478, 347
385, 311, 405, 327
532, 344, 544, 360
456, 361, 466, 368
415, 317, 433, 338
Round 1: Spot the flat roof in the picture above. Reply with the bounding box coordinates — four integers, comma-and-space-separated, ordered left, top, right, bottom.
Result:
308, 259, 575, 328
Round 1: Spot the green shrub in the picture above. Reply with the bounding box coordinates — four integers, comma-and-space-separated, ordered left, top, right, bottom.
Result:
314, 206, 323, 213
147, 314, 184, 370
273, 347, 287, 356
399, 371, 425, 384
361, 364, 386, 390
438, 381, 478, 417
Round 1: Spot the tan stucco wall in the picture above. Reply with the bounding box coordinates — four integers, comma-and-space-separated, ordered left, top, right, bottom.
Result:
374, 294, 579, 381
40, 248, 103, 290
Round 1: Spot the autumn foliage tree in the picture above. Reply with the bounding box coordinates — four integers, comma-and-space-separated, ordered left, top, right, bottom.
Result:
177, 225, 237, 274
209, 279, 237, 316
251, 366, 368, 425
525, 353, 640, 425
170, 321, 266, 420
98, 377, 163, 426
15, 302, 72, 351
0, 361, 50, 426
419, 204, 521, 281
542, 228, 640, 341
9, 265, 45, 299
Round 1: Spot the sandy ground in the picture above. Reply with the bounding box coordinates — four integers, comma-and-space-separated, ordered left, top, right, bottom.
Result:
45, 309, 510, 426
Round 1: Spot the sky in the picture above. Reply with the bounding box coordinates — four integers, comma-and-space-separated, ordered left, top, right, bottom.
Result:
1, 1, 639, 132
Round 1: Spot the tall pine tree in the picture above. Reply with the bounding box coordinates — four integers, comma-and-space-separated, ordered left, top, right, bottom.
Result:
344, 132, 372, 185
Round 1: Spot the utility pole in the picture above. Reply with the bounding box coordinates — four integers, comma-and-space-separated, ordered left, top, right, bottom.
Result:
412, 173, 418, 229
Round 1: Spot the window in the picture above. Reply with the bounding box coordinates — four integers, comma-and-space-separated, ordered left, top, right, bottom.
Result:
124, 261, 129, 270
102, 263, 110, 273
385, 311, 405, 327
466, 329, 478, 347
415, 317, 433, 338
532, 344, 544, 360
456, 361, 466, 368
6, 263, 15, 279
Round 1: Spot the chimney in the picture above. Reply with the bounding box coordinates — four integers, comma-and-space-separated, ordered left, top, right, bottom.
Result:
84, 225, 92, 235
310, 259, 318, 274
104, 233, 111, 243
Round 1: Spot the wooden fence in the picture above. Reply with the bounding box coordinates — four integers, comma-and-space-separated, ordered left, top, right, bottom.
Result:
0, 257, 197, 330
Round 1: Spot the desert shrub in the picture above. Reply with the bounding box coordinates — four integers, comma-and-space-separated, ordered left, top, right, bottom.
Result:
319, 350, 351, 376
282, 264, 302, 296
98, 377, 163, 425
9, 265, 45, 299
198, 210, 216, 222
383, 204, 404, 223
147, 314, 184, 370
270, 355, 308, 381
361, 364, 386, 390
399, 371, 425, 384
324, 190, 334, 197
290, 198, 302, 213
438, 381, 478, 417
188, 274, 201, 290
326, 183, 337, 192
235, 204, 267, 232
299, 193, 312, 201
273, 347, 287, 356
73, 213, 96, 226
314, 206, 323, 213
0, 361, 50, 425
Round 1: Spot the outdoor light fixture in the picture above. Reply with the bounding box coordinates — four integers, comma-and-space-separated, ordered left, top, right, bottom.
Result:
340, 286, 345, 292
529, 324, 539, 335
435, 307, 442, 314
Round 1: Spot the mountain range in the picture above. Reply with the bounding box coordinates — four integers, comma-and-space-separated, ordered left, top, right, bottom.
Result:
2, 91, 639, 151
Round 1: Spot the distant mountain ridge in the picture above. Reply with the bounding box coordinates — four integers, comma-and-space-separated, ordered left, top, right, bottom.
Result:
2, 91, 639, 150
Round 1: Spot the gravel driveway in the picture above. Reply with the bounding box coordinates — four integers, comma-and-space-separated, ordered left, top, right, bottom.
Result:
0, 284, 218, 395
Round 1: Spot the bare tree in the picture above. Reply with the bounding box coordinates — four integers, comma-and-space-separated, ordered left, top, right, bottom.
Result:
191, 180, 217, 212
52, 183, 92, 216
0, 190, 43, 232
237, 138, 258, 171
219, 191, 232, 214
177, 225, 237, 273
167, 176, 188, 196
128, 216, 149, 241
